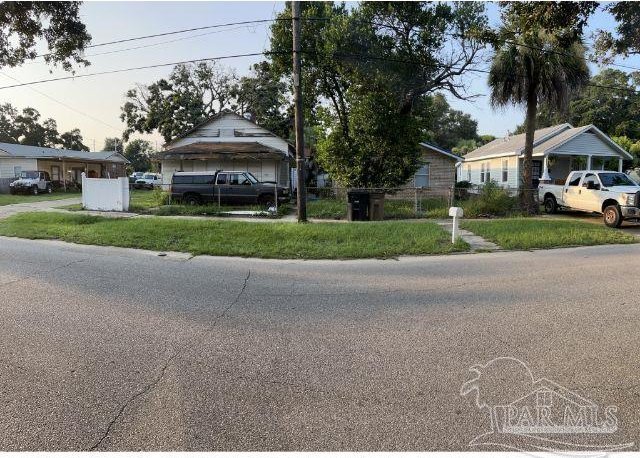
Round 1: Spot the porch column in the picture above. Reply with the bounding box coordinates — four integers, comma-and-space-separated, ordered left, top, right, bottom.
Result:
540, 155, 551, 183
62, 159, 66, 191
587, 155, 592, 170
619, 158, 624, 173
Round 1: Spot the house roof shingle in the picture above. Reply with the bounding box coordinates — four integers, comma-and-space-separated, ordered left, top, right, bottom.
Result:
0, 142, 129, 163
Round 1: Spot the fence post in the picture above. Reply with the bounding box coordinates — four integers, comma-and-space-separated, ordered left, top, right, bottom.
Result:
414, 187, 419, 216
274, 182, 278, 213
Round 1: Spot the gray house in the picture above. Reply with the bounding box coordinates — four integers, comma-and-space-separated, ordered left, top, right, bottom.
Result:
460, 124, 633, 189
0, 142, 129, 193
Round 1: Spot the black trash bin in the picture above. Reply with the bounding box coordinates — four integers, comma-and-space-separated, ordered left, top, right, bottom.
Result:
347, 190, 370, 221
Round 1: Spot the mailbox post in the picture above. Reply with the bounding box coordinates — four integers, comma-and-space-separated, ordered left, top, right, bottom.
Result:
449, 206, 463, 244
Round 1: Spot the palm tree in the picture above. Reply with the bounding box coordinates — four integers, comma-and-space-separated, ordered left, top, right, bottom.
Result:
488, 31, 589, 213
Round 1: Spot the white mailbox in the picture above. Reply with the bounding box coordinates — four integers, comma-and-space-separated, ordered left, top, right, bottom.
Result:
449, 206, 463, 243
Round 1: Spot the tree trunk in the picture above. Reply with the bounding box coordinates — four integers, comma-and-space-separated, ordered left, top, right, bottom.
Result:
521, 88, 538, 214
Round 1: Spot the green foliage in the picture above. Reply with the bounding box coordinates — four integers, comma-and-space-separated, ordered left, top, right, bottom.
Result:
121, 62, 238, 142
231, 61, 292, 139
462, 181, 519, 217
102, 137, 124, 154
0, 103, 88, 150
316, 87, 422, 188
123, 139, 153, 172
415, 94, 479, 150
0, 212, 469, 259
0, 2, 90, 70
151, 187, 170, 207
461, 218, 636, 250
594, 3, 640, 61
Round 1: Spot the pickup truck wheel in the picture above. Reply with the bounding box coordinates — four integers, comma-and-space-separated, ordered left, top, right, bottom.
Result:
32, 186, 39, 195
258, 194, 274, 208
543, 196, 557, 214
184, 194, 201, 206
46, 184, 53, 194
604, 205, 623, 228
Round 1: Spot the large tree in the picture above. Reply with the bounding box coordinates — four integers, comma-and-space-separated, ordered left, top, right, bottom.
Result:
414, 93, 478, 150
231, 61, 292, 139
488, 2, 593, 212
121, 62, 238, 142
0, 103, 88, 150
102, 137, 124, 154
270, 1, 487, 188
594, 2, 640, 62
0, 2, 91, 70
124, 139, 153, 172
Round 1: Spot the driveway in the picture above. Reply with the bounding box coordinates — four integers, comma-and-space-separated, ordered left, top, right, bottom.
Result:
0, 196, 81, 220
0, 237, 639, 451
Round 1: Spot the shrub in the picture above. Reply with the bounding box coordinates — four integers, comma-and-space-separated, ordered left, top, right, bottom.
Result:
463, 181, 518, 217
151, 187, 170, 206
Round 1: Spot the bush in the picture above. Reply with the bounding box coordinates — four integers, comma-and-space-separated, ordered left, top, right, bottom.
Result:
151, 187, 170, 206
462, 181, 518, 217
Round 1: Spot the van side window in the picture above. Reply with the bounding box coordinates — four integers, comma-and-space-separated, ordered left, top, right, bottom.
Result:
216, 173, 227, 185
193, 175, 214, 184
568, 173, 582, 186
173, 176, 193, 184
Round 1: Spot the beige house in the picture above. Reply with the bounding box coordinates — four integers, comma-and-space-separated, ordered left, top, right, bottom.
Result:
461, 124, 632, 189
411, 142, 462, 191
158, 111, 293, 187
0, 142, 128, 193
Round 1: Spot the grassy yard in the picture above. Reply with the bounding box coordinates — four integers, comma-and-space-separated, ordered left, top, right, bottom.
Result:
306, 197, 449, 220
461, 218, 637, 250
0, 191, 81, 206
0, 212, 469, 259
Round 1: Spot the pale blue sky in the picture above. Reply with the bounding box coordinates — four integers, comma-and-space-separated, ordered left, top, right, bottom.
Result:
0, 1, 638, 150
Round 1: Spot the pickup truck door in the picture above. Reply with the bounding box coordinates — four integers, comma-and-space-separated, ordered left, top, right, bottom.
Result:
563, 172, 583, 208
228, 173, 255, 203
579, 173, 604, 212
215, 173, 230, 204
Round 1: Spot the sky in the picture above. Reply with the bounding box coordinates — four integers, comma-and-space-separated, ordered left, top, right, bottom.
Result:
1, 1, 639, 151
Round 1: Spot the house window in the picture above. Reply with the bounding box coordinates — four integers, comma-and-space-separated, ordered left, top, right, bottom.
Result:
502, 159, 508, 182
466, 165, 471, 182
13, 166, 21, 178
485, 162, 491, 183
480, 163, 485, 183
51, 166, 60, 182
414, 163, 430, 188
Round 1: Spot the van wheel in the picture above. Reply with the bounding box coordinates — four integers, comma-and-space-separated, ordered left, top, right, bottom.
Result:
543, 196, 557, 214
32, 186, 39, 195
184, 195, 200, 206
604, 205, 622, 228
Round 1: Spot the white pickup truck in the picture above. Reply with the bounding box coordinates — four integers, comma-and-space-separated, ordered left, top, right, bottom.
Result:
539, 170, 640, 227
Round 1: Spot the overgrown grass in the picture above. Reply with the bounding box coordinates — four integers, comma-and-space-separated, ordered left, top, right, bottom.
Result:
461, 218, 637, 250
306, 197, 451, 220
0, 192, 81, 206
0, 212, 469, 259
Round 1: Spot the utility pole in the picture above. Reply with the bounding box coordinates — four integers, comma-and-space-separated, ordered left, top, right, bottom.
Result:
292, 0, 307, 222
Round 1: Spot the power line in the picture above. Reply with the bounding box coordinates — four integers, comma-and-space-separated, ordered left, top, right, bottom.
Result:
0, 51, 286, 90
35, 18, 285, 59
0, 71, 122, 131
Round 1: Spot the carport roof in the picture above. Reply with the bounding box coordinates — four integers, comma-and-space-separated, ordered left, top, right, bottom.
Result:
0, 142, 129, 162
159, 141, 288, 160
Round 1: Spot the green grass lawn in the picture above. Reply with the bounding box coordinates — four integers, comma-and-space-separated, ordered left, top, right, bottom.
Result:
0, 212, 469, 259
0, 192, 81, 206
461, 218, 638, 250
306, 197, 449, 220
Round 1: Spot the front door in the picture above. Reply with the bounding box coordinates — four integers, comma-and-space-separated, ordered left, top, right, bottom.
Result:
532, 160, 542, 188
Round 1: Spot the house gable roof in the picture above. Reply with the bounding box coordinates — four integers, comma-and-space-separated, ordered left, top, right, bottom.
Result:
0, 142, 129, 163
164, 110, 293, 153
463, 123, 632, 161
463, 124, 572, 160
419, 141, 462, 161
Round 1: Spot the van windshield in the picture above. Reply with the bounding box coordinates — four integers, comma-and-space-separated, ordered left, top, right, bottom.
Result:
20, 171, 38, 179
599, 173, 636, 187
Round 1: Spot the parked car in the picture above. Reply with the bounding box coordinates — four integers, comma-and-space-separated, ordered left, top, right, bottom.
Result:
134, 173, 162, 190
9, 171, 53, 195
539, 170, 640, 227
170, 171, 290, 206
129, 171, 144, 185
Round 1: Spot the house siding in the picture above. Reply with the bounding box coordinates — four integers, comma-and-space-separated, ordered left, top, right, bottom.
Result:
0, 158, 38, 179
161, 158, 281, 185
415, 148, 457, 189
462, 156, 519, 189
551, 132, 621, 157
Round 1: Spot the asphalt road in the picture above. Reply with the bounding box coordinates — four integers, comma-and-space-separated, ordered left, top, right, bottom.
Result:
1, 236, 640, 451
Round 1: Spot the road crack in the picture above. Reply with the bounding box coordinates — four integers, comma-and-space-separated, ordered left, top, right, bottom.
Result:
88, 269, 251, 451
